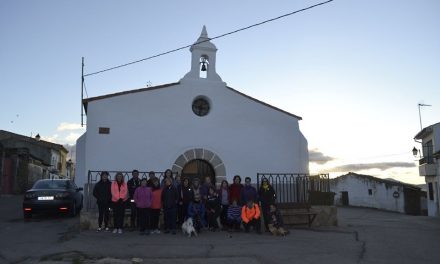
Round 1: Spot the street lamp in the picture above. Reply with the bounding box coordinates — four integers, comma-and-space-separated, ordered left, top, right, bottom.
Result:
412, 147, 420, 158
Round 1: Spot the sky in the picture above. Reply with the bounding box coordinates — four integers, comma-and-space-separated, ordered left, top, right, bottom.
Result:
1, 0, 439, 185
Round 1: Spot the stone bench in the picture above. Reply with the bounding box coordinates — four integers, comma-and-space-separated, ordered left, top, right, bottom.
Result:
278, 203, 318, 227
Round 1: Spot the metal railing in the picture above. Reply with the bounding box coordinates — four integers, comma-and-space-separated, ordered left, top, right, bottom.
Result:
85, 170, 178, 212
419, 156, 434, 165
256, 173, 330, 204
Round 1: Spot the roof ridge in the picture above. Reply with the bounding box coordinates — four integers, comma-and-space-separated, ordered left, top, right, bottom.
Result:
225, 86, 302, 120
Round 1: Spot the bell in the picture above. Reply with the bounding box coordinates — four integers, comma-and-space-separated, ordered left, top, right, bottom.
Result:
201, 62, 207, 72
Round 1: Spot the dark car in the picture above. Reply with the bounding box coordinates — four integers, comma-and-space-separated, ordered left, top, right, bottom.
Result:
22, 179, 83, 219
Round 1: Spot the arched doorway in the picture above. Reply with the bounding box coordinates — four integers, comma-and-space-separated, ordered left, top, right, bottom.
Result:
172, 148, 226, 186
181, 159, 215, 185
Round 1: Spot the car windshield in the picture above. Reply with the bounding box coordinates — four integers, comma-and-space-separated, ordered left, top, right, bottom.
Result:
33, 180, 69, 189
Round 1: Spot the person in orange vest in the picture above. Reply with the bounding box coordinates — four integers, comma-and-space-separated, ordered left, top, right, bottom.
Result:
111, 172, 128, 234
241, 199, 261, 234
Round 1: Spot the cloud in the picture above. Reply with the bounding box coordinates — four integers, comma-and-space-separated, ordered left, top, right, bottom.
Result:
64, 132, 82, 144
42, 134, 59, 143
309, 149, 335, 164
64, 144, 76, 162
327, 162, 416, 172
57, 122, 84, 132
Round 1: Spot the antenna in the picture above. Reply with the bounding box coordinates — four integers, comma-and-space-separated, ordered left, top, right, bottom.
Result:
418, 103, 432, 130
81, 57, 84, 127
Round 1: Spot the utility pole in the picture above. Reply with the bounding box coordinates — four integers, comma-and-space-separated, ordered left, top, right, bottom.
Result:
81, 57, 84, 127
418, 103, 432, 131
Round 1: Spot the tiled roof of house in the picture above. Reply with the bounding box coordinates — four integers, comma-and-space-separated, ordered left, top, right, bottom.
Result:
414, 122, 440, 139
0, 130, 68, 153
332, 172, 421, 190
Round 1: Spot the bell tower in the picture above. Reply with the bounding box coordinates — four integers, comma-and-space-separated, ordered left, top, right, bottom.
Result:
182, 26, 223, 82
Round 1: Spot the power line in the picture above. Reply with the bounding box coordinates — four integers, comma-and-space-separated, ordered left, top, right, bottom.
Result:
84, 0, 334, 77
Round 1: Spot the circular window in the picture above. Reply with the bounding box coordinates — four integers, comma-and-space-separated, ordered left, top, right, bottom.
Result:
192, 97, 210, 116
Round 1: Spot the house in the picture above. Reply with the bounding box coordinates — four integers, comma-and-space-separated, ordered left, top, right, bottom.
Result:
330, 173, 423, 215
414, 122, 440, 216
75, 26, 309, 189
0, 130, 69, 194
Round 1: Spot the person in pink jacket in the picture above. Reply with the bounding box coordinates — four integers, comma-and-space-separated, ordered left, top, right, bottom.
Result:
111, 172, 128, 234
134, 178, 152, 235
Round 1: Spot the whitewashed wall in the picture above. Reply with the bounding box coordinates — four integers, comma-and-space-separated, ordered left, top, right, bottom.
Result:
75, 78, 308, 188
425, 176, 439, 216
75, 133, 86, 187
331, 175, 405, 213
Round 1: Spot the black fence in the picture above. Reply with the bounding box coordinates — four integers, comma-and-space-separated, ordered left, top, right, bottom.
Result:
86, 170, 178, 212
256, 173, 330, 204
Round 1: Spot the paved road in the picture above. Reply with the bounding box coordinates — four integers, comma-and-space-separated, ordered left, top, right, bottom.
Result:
0, 195, 439, 264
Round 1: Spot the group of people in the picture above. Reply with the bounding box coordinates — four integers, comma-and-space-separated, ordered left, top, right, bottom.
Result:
92, 169, 288, 236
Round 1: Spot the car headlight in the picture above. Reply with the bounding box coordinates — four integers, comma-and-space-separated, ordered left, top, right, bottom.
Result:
25, 193, 36, 199
55, 192, 70, 198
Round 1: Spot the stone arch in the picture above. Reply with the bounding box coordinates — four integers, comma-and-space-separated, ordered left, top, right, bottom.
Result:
172, 148, 226, 186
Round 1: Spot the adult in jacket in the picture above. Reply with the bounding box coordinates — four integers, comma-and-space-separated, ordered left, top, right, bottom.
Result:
134, 178, 152, 235
241, 177, 258, 205
229, 175, 243, 205
111, 172, 128, 234
127, 169, 141, 230
258, 177, 277, 231
177, 177, 194, 225
241, 199, 261, 233
161, 177, 179, 234
93, 171, 112, 231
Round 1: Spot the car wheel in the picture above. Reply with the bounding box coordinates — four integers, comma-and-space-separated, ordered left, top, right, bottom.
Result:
70, 201, 77, 217
24, 211, 32, 220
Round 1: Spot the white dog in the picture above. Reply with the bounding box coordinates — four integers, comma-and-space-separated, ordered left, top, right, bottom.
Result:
181, 218, 197, 237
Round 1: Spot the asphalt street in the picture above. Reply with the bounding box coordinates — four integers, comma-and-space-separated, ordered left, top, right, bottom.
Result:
0, 195, 439, 264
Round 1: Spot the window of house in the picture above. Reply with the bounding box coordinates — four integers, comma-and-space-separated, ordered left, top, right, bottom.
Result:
424, 140, 434, 163
99, 127, 110, 134
428, 182, 434, 201
368, 189, 372, 195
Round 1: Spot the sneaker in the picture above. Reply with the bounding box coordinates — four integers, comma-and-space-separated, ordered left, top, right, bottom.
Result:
112, 229, 118, 234
118, 229, 123, 234
155, 229, 161, 234
96, 227, 102, 232
104, 227, 110, 232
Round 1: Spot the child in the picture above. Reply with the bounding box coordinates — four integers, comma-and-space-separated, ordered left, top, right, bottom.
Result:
268, 204, 288, 236
133, 178, 152, 235
241, 199, 261, 234
227, 199, 241, 231
150, 178, 162, 234
187, 193, 206, 232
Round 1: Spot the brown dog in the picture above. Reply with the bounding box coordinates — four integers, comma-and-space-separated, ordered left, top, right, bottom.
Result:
268, 224, 289, 236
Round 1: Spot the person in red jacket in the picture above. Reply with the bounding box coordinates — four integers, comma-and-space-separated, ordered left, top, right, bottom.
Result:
111, 172, 128, 234
229, 175, 243, 205
150, 178, 162, 234
241, 199, 261, 234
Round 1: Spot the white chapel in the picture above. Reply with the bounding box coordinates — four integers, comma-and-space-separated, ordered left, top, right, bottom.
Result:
75, 26, 309, 188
